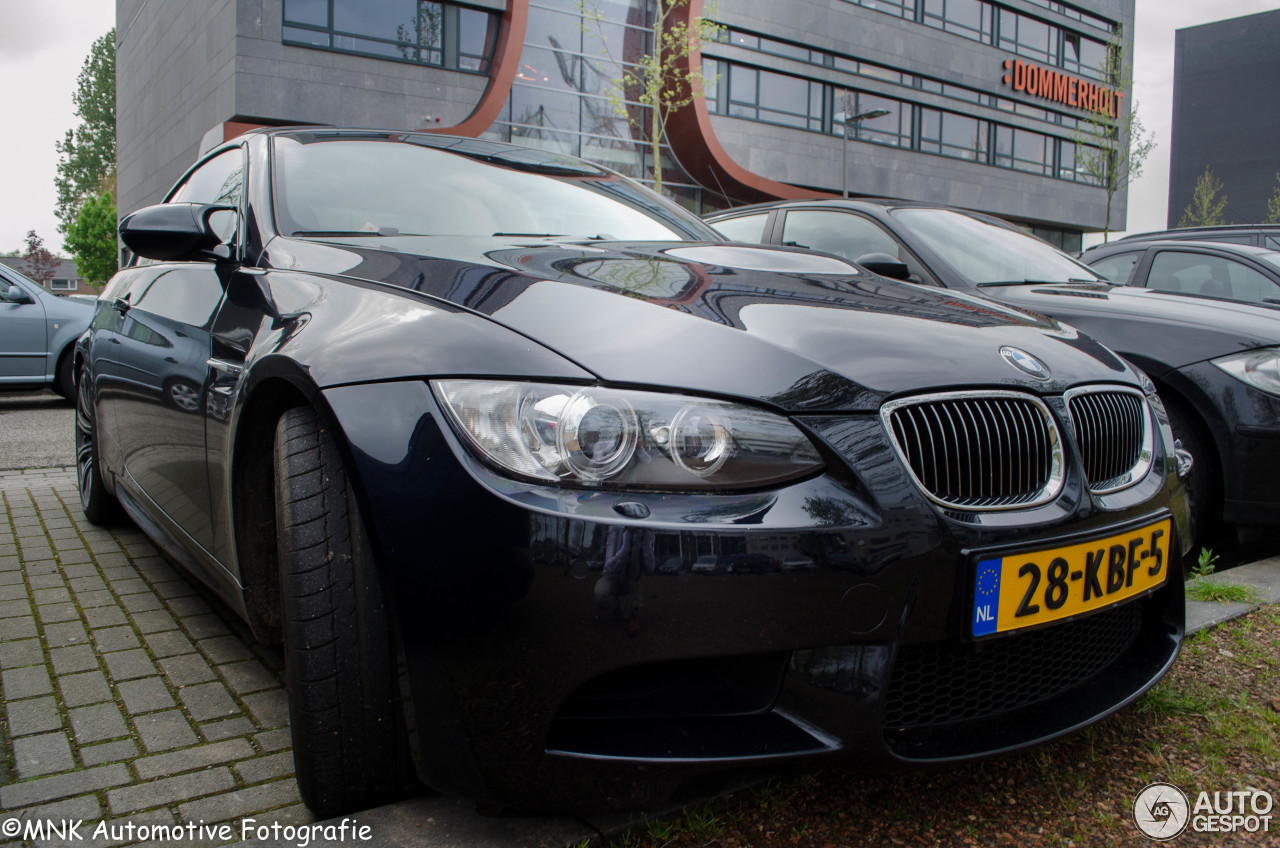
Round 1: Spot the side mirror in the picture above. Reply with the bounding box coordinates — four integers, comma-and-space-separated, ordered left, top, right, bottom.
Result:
3, 284, 33, 304
118, 203, 238, 263
855, 252, 911, 281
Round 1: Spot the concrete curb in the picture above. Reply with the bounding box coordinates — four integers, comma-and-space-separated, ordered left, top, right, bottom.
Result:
1185, 556, 1280, 633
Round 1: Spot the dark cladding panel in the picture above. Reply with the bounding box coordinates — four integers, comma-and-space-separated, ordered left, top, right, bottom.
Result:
1168, 9, 1280, 227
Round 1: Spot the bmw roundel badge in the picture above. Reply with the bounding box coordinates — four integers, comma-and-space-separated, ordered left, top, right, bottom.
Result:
1000, 346, 1050, 381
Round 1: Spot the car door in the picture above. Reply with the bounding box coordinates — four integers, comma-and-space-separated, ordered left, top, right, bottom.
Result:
776, 208, 938, 284
0, 269, 48, 384
112, 145, 247, 554
1138, 248, 1280, 306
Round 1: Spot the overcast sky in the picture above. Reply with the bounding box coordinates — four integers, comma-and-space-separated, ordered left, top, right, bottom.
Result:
0, 0, 1275, 256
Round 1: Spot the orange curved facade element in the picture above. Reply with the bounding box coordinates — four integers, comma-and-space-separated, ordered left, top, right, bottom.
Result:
667, 0, 834, 204
427, 0, 530, 136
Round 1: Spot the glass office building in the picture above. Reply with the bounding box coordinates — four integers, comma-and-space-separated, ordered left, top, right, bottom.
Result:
117, 0, 1134, 247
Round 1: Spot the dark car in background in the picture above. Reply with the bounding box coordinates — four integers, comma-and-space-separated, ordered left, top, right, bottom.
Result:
0, 263, 94, 399
1100, 225, 1280, 251
77, 130, 1187, 816
1080, 238, 1280, 308
707, 199, 1280, 544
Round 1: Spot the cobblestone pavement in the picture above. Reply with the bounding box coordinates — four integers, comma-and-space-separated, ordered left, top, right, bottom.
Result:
0, 468, 315, 846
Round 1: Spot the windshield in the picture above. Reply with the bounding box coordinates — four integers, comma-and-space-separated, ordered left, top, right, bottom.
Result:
892, 207, 1104, 286
272, 135, 712, 242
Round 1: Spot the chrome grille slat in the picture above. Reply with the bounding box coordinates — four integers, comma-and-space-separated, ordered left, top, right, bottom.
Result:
882, 392, 1065, 511
1067, 387, 1153, 494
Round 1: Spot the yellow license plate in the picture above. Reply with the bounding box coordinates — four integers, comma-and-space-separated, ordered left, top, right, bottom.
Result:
971, 519, 1171, 638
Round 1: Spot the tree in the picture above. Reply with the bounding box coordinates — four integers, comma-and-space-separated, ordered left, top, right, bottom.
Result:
65, 191, 118, 286
54, 29, 116, 234
1072, 26, 1155, 242
583, 0, 720, 194
1177, 166, 1229, 228
20, 231, 62, 287
1265, 173, 1280, 224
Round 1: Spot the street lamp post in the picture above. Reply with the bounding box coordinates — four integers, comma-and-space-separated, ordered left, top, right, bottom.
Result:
840, 103, 892, 198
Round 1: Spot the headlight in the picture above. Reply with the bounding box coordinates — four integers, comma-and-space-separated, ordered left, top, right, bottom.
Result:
1212, 348, 1280, 396
433, 380, 824, 490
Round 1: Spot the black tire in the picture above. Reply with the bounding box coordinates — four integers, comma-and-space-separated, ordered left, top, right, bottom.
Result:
273, 406, 412, 817
1165, 396, 1217, 553
55, 349, 75, 401
75, 365, 123, 525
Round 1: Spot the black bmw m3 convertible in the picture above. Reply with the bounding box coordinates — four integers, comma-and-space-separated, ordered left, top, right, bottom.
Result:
76, 129, 1188, 815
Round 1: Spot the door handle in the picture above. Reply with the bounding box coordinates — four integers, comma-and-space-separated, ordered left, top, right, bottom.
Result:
206, 358, 243, 376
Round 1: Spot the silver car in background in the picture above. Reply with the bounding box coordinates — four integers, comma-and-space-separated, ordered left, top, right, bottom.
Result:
0, 264, 95, 399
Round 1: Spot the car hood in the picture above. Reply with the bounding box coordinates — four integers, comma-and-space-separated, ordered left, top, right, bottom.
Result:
985, 282, 1280, 376
263, 236, 1139, 412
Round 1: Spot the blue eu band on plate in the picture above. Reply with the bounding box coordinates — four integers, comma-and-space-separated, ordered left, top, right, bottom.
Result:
973, 518, 1171, 638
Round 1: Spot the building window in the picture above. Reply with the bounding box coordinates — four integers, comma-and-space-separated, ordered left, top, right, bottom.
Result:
724, 65, 824, 132
50, 278, 76, 291
1022, 0, 1114, 34
998, 8, 1055, 64
838, 92, 910, 147
282, 0, 498, 73
919, 109, 987, 161
1027, 225, 1082, 254
706, 56, 1099, 186
840, 0, 1113, 81
923, 0, 994, 43
994, 125, 1052, 176
709, 25, 1093, 135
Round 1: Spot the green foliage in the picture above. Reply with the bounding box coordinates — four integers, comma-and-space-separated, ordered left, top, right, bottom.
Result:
55, 29, 116, 234
582, 0, 721, 194
680, 805, 724, 840
1192, 547, 1218, 579
64, 191, 118, 286
1071, 26, 1154, 241
1177, 166, 1229, 228
1186, 581, 1257, 604
1266, 173, 1280, 224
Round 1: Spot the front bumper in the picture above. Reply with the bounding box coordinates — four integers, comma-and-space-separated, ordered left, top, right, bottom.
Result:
322, 381, 1185, 811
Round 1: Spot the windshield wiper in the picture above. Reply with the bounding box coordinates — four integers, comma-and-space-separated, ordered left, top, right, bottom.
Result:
977, 278, 1101, 287
491, 232, 614, 240
291, 229, 414, 237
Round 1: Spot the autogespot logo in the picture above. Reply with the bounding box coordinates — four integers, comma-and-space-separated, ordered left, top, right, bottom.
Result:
1133, 783, 1276, 839
1134, 783, 1190, 840
1000, 346, 1051, 381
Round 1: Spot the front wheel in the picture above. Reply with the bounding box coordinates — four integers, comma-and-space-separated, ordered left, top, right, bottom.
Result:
273, 406, 414, 817
75, 365, 122, 525
1165, 397, 1216, 554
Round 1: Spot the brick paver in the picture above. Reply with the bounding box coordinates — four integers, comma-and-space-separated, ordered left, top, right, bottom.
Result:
0, 468, 313, 838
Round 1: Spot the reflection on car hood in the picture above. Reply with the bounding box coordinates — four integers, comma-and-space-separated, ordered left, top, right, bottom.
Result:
988, 282, 1280, 372
263, 236, 1138, 411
